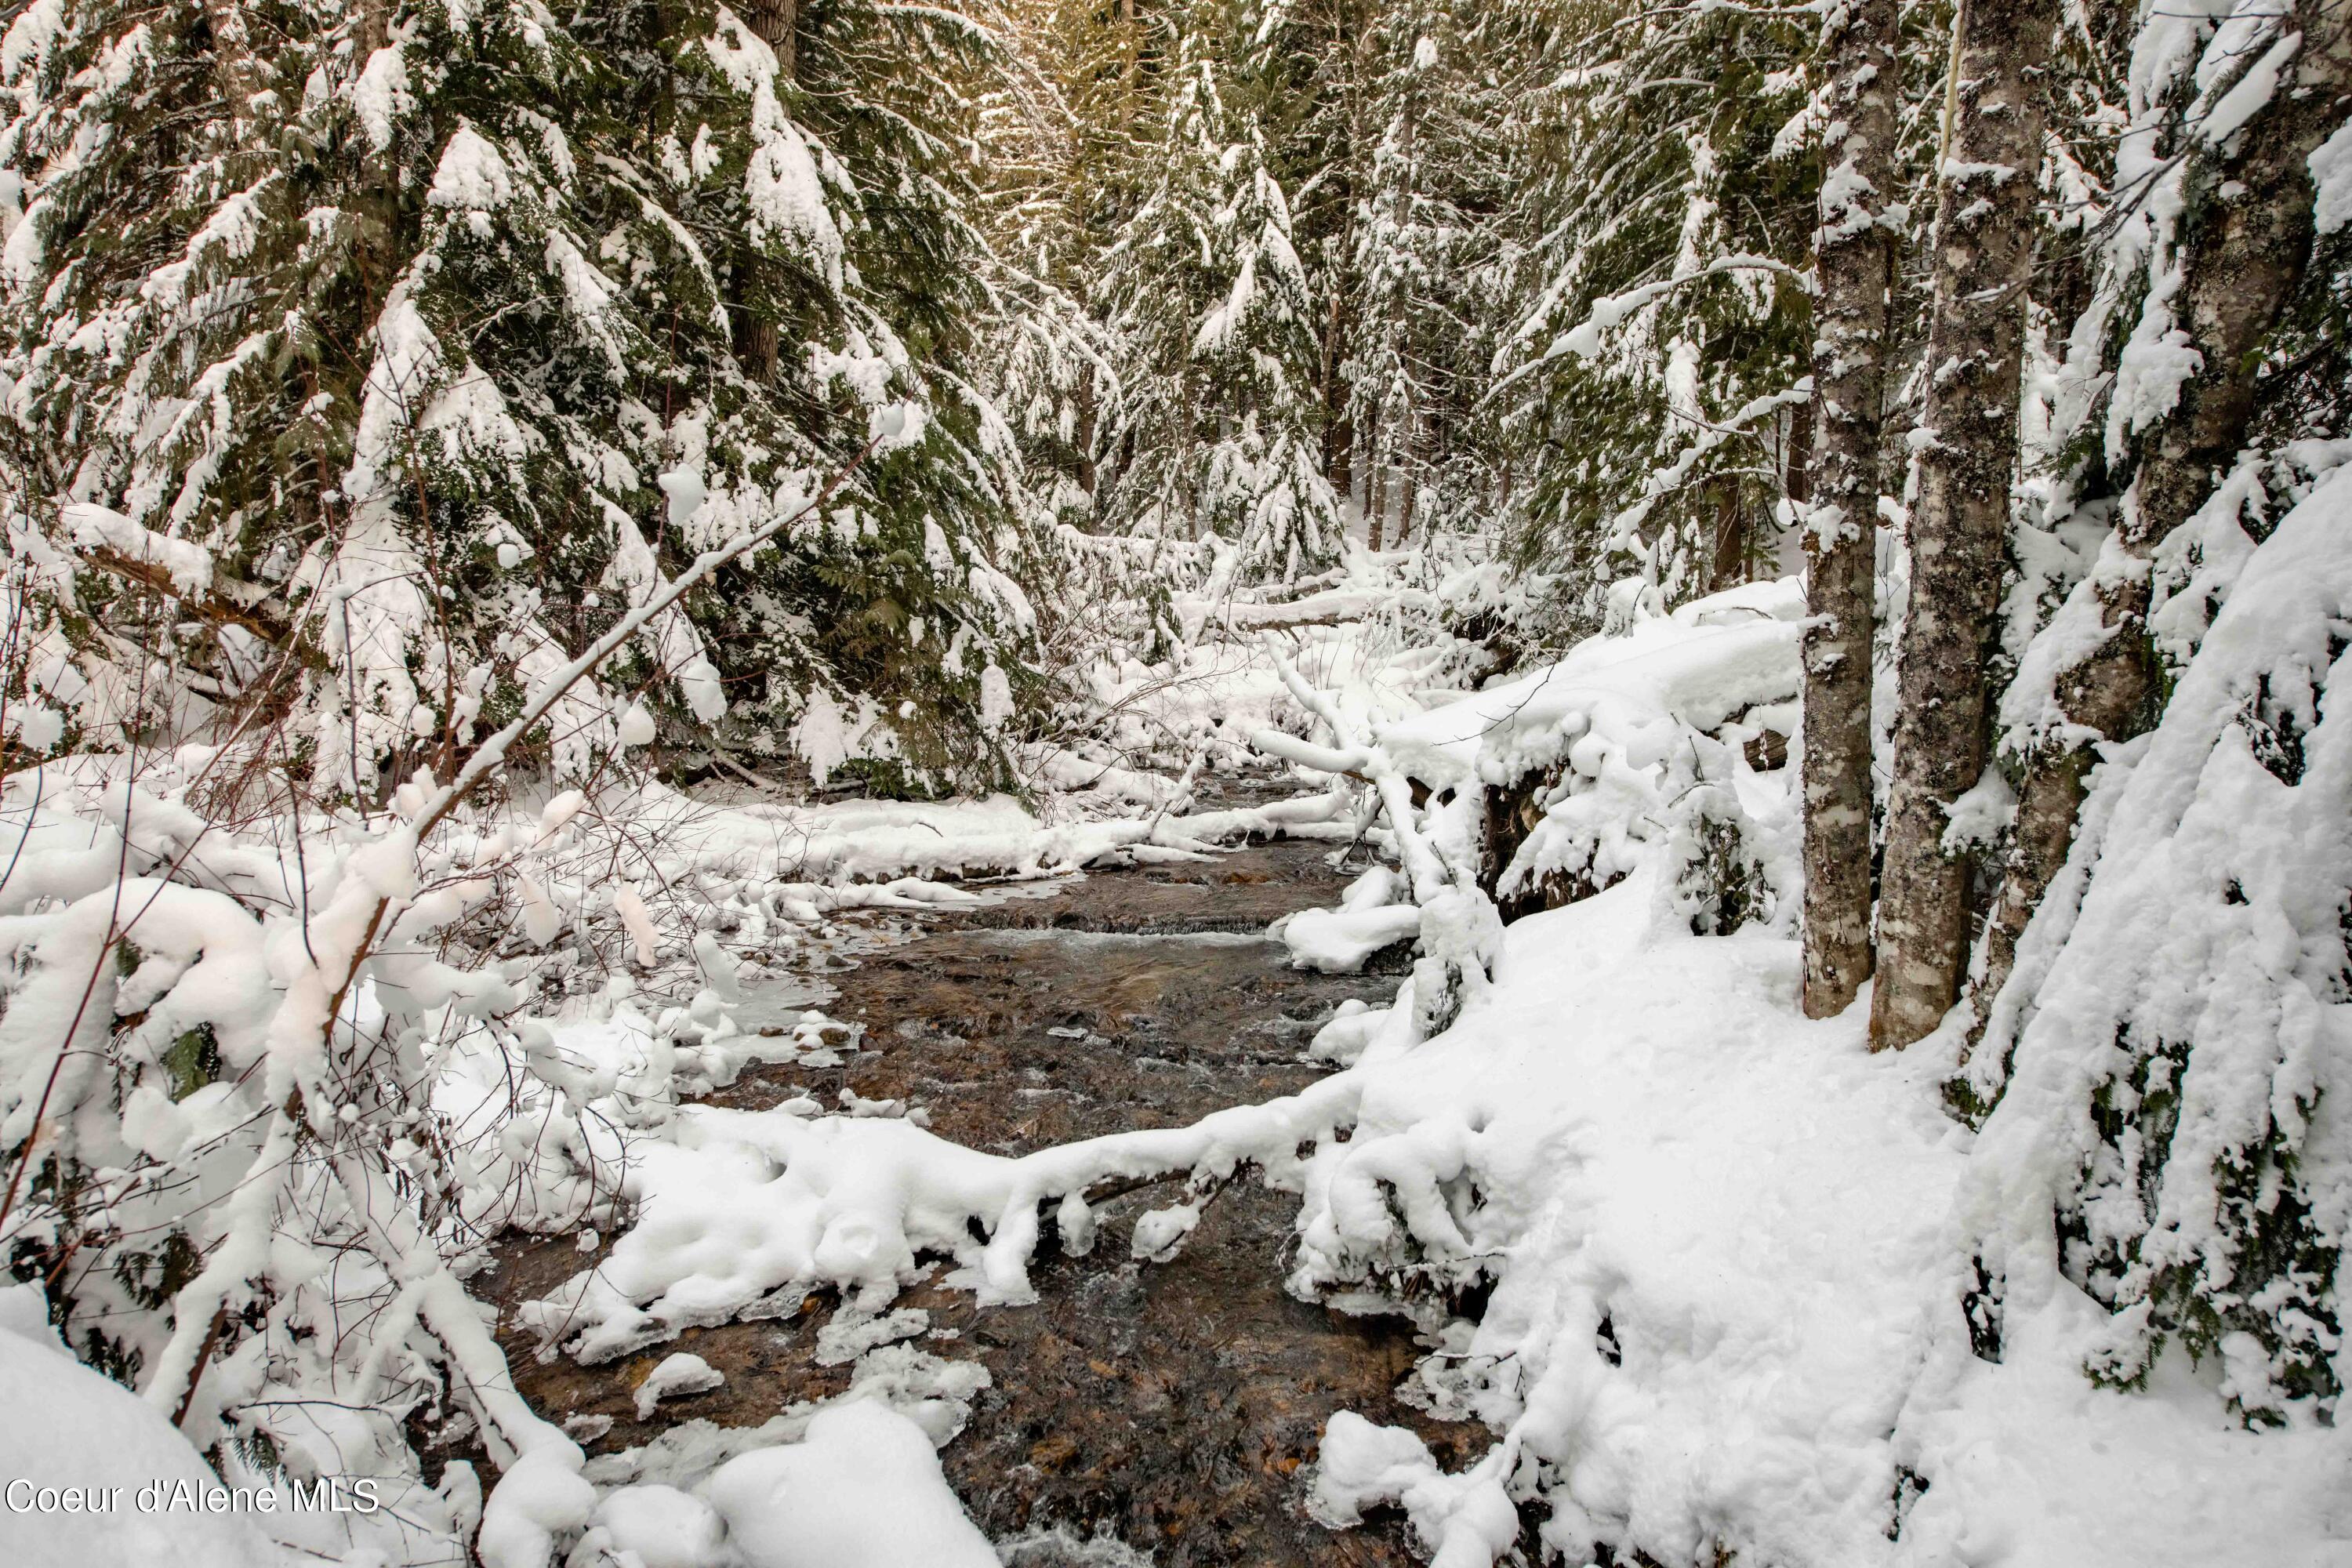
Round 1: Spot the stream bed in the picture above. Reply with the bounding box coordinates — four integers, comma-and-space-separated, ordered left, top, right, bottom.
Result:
487, 806, 1481, 1565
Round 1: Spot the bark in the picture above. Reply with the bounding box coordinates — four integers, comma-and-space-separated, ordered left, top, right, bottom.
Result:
1708, 477, 1747, 592
1785, 394, 1815, 509
1869, 0, 2056, 1050
743, 0, 800, 80
732, 0, 800, 384
87, 549, 295, 646
1969, 2, 2352, 1044
1075, 374, 1101, 504
1798, 0, 1899, 1019
1326, 270, 1355, 495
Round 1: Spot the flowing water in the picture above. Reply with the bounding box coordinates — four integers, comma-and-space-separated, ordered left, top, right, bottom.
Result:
487, 797, 1480, 1565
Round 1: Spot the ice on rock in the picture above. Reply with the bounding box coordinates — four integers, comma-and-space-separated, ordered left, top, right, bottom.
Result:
814, 1307, 929, 1367
634, 1352, 725, 1418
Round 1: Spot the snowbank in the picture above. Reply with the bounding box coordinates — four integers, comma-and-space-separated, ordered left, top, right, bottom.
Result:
1293, 873, 2349, 1566
0, 1286, 290, 1568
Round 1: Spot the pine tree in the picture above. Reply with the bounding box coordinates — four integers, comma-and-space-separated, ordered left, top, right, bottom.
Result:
1490, 0, 1817, 635
0, 0, 1039, 800
1095, 6, 1340, 586
1343, 0, 1514, 553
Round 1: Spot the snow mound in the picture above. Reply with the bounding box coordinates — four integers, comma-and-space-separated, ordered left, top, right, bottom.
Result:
1277, 903, 1420, 973
700, 1399, 996, 1568
0, 1286, 289, 1568
1384, 575, 1803, 920
634, 1352, 725, 1418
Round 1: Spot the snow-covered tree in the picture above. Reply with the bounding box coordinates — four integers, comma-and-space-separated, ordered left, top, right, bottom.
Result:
1341, 0, 1516, 552
0, 0, 1040, 800
1488, 0, 1818, 635
1096, 8, 1340, 586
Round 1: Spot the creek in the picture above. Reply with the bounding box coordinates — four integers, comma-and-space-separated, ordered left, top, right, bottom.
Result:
487, 794, 1479, 1566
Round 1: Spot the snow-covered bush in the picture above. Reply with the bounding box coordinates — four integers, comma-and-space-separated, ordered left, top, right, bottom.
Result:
1960, 459, 2352, 1425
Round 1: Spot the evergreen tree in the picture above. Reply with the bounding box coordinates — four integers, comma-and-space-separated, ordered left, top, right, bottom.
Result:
1489, 0, 1817, 635
1342, 0, 1515, 552
1094, 4, 1340, 587
0, 0, 1039, 799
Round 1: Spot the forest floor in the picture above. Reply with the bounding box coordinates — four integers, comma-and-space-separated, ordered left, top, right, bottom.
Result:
482, 782, 1482, 1565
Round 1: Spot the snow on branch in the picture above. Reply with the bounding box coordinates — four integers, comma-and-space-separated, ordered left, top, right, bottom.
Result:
1514, 252, 1815, 379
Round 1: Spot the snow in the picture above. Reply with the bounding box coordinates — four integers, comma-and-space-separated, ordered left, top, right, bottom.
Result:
701, 1399, 996, 1568
2197, 27, 2299, 147
0, 5, 2339, 1548
1960, 463, 2352, 1423
2314, 118, 2352, 236
428, 125, 517, 211
490, 575, 2349, 1566
634, 1352, 725, 1417
350, 44, 413, 154
0, 0, 64, 85
61, 502, 212, 593
1296, 866, 2350, 1567
477, 1446, 596, 1568
1, 505, 2343, 1568
745, 91, 845, 291
0, 1286, 290, 1568
1276, 873, 1420, 972
585, 1484, 726, 1568
978, 662, 1014, 732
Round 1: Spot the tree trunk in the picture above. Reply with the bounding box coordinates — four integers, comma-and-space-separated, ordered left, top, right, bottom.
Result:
1798, 0, 1899, 1019
732, 0, 800, 385
1969, 2, 2352, 1045
744, 0, 799, 78
1708, 477, 1747, 592
1868, 0, 2055, 1051
1785, 394, 1814, 510
1074, 373, 1101, 508
1326, 268, 1354, 495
